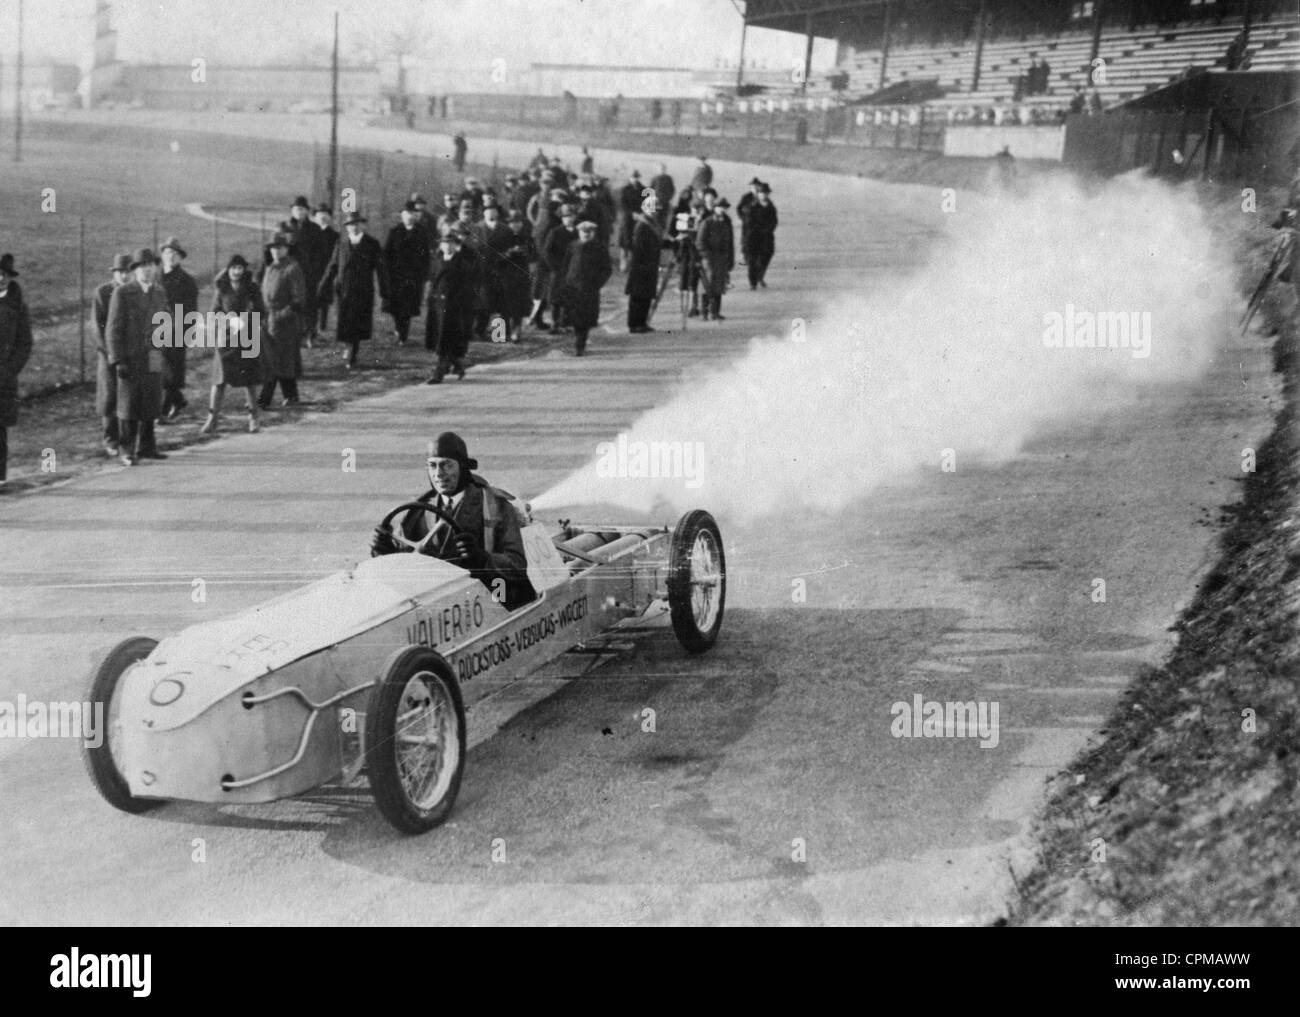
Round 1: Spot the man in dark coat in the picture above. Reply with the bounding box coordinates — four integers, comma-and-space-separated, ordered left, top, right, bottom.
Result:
312, 204, 339, 333
410, 192, 437, 243
93, 253, 132, 456
106, 248, 169, 465
557, 220, 612, 356
370, 431, 534, 610
696, 197, 735, 321
157, 236, 198, 423
471, 201, 512, 335
425, 229, 473, 384
668, 189, 703, 317
285, 197, 327, 343
543, 205, 579, 332
616, 170, 644, 272
690, 155, 713, 193
625, 195, 665, 333
572, 181, 610, 249
0, 254, 34, 483
319, 212, 389, 369
384, 200, 432, 346
648, 163, 675, 228
453, 132, 468, 173
266, 197, 327, 344
744, 183, 778, 289
492, 210, 536, 342
736, 177, 762, 265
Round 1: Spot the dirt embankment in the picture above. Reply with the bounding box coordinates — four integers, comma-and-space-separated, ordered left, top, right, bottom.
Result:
1011, 189, 1300, 925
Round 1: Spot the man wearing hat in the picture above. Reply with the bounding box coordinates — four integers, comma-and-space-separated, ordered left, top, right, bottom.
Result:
318, 211, 389, 370
494, 209, 537, 342
691, 154, 713, 193
736, 178, 762, 265
283, 196, 327, 344
616, 170, 644, 273
573, 180, 610, 249
458, 177, 486, 214
92, 253, 132, 456
106, 249, 169, 465
437, 193, 459, 236
696, 197, 735, 321
258, 232, 307, 408
744, 182, 778, 290
626, 194, 667, 333
452, 132, 468, 173
370, 431, 534, 610
312, 204, 339, 333
472, 201, 512, 336
157, 236, 198, 423
0, 254, 33, 483
384, 201, 432, 347
409, 192, 436, 242
648, 162, 675, 229
557, 220, 612, 356
425, 228, 473, 384
542, 204, 580, 333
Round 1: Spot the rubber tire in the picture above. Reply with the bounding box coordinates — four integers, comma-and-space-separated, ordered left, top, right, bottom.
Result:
667, 509, 726, 654
365, 646, 466, 834
82, 636, 164, 814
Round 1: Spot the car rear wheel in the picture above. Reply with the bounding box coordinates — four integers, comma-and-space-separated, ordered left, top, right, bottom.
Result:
82, 636, 164, 814
667, 510, 726, 653
366, 646, 466, 834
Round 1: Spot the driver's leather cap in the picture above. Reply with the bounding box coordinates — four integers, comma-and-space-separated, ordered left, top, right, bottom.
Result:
427, 431, 478, 471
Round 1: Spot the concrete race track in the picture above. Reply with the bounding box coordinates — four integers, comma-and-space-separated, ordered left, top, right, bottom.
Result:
0, 116, 1279, 925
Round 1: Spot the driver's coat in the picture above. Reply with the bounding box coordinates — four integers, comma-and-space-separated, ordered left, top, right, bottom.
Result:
397, 479, 533, 606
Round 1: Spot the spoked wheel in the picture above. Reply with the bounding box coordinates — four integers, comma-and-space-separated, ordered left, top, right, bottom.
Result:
366, 646, 466, 834
82, 636, 164, 814
667, 510, 726, 653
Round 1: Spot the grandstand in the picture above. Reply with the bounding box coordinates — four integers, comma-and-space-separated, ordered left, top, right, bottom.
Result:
734, 0, 1300, 113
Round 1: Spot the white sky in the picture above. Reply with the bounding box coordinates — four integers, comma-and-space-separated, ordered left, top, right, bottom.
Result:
2, 0, 836, 71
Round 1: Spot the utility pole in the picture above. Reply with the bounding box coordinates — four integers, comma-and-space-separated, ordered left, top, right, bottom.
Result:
736, 15, 747, 91
15, 0, 25, 162
801, 13, 814, 94
972, 0, 988, 92
879, 0, 893, 91
327, 11, 339, 210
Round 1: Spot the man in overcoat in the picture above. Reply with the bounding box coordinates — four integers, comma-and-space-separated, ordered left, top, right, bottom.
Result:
93, 253, 131, 455
319, 212, 389, 369
106, 248, 169, 465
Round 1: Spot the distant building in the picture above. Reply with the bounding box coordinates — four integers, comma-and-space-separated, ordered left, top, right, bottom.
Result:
110, 64, 381, 113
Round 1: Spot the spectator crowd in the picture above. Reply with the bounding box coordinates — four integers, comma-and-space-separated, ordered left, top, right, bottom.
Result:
0, 147, 781, 484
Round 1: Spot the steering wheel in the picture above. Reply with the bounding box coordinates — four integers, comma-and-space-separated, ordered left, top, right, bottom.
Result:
378, 501, 463, 556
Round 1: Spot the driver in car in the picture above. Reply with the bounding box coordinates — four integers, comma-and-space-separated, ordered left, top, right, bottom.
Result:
370, 431, 535, 608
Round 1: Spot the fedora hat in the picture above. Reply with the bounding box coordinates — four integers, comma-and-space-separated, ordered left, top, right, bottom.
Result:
342, 211, 368, 226
110, 253, 132, 273
128, 248, 158, 269
159, 235, 188, 258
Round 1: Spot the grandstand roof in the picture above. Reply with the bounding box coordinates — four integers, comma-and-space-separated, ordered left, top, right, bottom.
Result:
744, 0, 893, 40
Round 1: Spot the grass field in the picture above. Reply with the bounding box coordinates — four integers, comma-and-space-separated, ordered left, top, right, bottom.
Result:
0, 118, 493, 397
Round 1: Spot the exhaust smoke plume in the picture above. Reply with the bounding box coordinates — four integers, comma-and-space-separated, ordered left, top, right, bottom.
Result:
531, 173, 1237, 523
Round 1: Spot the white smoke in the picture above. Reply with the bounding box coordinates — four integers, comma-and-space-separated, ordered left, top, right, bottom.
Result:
531, 172, 1238, 523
